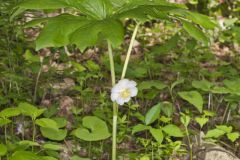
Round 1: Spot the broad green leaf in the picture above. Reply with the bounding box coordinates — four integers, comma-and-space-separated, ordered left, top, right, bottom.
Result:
192, 80, 213, 92
35, 14, 90, 50
140, 156, 150, 160
133, 112, 145, 123
40, 128, 67, 141
18, 0, 70, 9
205, 129, 225, 138
70, 156, 91, 160
10, 151, 40, 160
171, 9, 217, 29
132, 124, 151, 134
72, 116, 110, 141
211, 86, 230, 94
178, 91, 203, 113
42, 157, 58, 160
116, 5, 169, 21
70, 19, 124, 51
18, 102, 46, 119
195, 117, 208, 128
170, 79, 184, 91
203, 110, 215, 117
223, 79, 240, 95
52, 117, 67, 128
182, 20, 209, 46
19, 140, 40, 147
43, 143, 63, 151
138, 81, 167, 91
227, 132, 240, 142
110, 0, 128, 8
180, 114, 190, 127
0, 107, 21, 118
161, 102, 174, 117
149, 128, 163, 144
0, 118, 11, 127
24, 18, 49, 28
36, 118, 59, 131
115, 0, 185, 21
216, 125, 232, 133
0, 144, 7, 156
145, 103, 161, 125
162, 124, 184, 137
159, 116, 172, 123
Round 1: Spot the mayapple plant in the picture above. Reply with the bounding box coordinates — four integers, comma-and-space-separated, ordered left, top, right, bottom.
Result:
15, 0, 217, 159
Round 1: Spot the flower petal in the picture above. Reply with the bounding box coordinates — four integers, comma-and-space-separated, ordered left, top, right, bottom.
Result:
130, 87, 138, 97
111, 92, 119, 101
127, 80, 137, 88
118, 79, 130, 86
116, 98, 125, 105
124, 97, 131, 102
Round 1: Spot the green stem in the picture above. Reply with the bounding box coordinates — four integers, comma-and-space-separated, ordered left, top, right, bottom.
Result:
186, 127, 193, 160
88, 141, 92, 157
112, 103, 118, 160
4, 125, 7, 144
33, 59, 43, 103
107, 41, 118, 160
32, 119, 36, 151
108, 41, 116, 86
121, 23, 140, 80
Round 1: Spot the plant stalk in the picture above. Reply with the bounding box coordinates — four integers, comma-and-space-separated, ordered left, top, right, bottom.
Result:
108, 41, 118, 160
108, 41, 116, 86
112, 103, 118, 160
33, 58, 43, 103
4, 125, 7, 144
186, 127, 193, 160
121, 23, 140, 80
32, 119, 36, 151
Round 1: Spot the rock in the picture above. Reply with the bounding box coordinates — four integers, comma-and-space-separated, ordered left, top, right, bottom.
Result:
204, 146, 239, 160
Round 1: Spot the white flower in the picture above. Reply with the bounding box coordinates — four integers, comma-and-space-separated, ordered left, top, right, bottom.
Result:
111, 79, 138, 105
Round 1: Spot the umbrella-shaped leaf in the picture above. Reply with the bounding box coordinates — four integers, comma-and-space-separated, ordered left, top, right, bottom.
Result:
182, 20, 209, 46
36, 14, 90, 50
70, 19, 124, 51
73, 0, 113, 20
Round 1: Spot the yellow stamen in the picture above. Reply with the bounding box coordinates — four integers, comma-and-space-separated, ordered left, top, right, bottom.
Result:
120, 89, 131, 99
